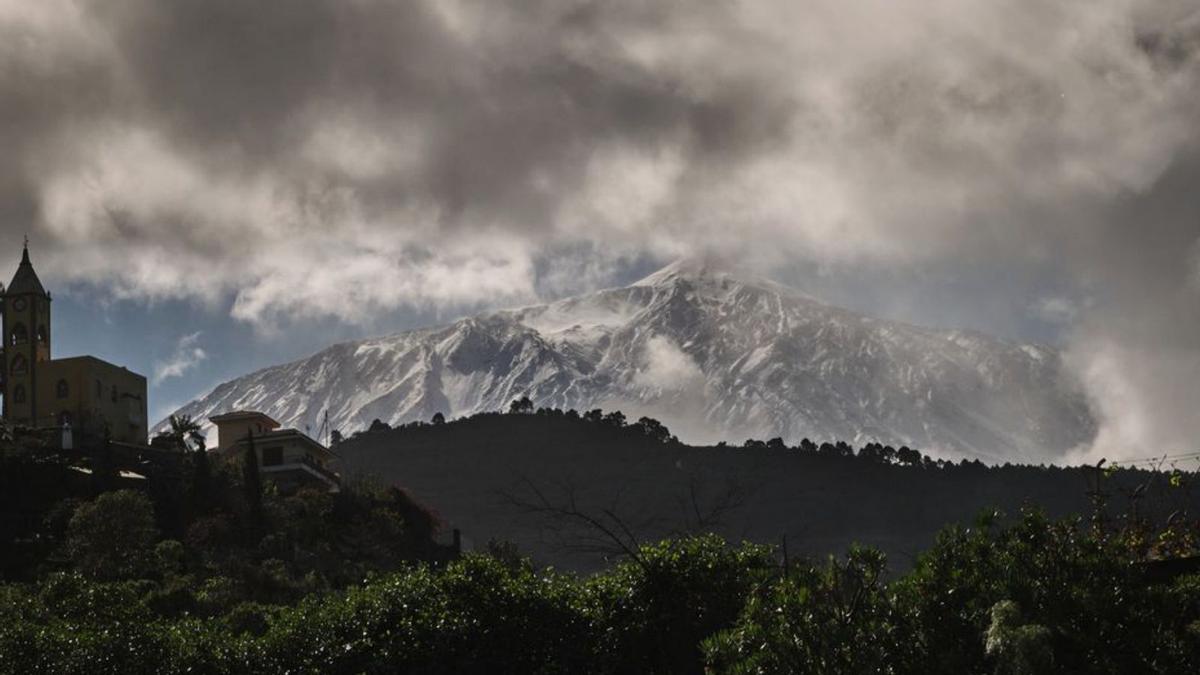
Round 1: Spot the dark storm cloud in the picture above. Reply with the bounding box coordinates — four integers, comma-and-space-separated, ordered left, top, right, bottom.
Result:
1, 0, 1199, 460
69, 0, 785, 238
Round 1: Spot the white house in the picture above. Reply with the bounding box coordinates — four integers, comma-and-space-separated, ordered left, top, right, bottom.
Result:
209, 410, 340, 493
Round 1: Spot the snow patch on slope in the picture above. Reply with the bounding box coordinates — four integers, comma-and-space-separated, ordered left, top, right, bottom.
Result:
158, 261, 1096, 462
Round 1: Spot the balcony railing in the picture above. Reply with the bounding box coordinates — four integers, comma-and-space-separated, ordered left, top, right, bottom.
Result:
261, 454, 341, 487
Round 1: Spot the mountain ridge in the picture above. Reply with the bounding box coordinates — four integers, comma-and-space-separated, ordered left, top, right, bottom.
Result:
158, 261, 1096, 461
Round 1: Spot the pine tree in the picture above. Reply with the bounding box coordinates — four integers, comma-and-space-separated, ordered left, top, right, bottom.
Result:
242, 431, 263, 533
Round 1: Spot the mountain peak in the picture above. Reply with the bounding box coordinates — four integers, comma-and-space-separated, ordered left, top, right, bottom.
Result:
160, 257, 1096, 461
633, 257, 760, 288
631, 257, 821, 307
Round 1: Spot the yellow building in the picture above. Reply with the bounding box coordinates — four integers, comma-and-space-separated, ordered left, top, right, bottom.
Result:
209, 410, 340, 493
1, 244, 149, 445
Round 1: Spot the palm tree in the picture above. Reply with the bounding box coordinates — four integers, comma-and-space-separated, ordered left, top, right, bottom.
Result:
172, 414, 215, 514
156, 414, 207, 453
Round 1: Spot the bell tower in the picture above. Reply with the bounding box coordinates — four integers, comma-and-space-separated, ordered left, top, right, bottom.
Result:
2, 241, 52, 424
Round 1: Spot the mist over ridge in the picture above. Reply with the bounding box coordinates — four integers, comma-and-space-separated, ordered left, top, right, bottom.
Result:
161, 260, 1095, 463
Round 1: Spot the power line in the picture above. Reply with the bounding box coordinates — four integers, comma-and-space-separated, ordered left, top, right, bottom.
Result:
1109, 450, 1200, 463
1112, 457, 1200, 467
1108, 451, 1200, 469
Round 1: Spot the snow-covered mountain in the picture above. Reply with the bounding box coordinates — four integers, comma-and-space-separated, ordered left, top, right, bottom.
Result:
159, 260, 1096, 461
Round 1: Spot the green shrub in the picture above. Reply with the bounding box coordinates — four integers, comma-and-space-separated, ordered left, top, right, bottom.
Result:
704, 547, 915, 674
255, 555, 589, 674
1, 517, 1198, 674
66, 490, 159, 580
586, 535, 774, 674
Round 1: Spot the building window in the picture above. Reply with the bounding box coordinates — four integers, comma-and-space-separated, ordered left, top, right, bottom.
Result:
36, 325, 46, 343
56, 379, 69, 399
10, 355, 28, 376
111, 385, 118, 403
95, 380, 102, 398
10, 323, 27, 346
12, 385, 25, 404
262, 446, 283, 466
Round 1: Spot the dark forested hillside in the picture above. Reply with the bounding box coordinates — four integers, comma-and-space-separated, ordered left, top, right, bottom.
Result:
336, 408, 1193, 572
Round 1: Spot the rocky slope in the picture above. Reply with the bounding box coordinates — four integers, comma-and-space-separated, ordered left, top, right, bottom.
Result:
159, 260, 1096, 461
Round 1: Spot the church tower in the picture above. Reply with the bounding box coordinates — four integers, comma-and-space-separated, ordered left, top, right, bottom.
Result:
2, 242, 52, 423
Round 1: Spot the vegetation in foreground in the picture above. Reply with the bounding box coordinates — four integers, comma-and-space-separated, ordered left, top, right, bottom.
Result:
2, 415, 1199, 673
1, 512, 1199, 674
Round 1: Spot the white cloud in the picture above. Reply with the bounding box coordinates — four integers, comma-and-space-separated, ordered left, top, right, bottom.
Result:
12, 0, 1199, 319
153, 332, 208, 385
633, 336, 705, 392
1065, 335, 1200, 465
5, 0, 1200, 462
1031, 296, 1082, 325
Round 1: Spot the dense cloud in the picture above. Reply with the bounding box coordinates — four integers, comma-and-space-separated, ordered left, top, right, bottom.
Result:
2, 0, 1199, 460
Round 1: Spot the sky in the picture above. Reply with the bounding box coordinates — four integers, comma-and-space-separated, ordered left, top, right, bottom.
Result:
1, 0, 1199, 462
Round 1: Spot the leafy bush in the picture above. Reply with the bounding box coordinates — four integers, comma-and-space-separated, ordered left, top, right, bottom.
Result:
66, 490, 159, 580
253, 555, 591, 674
0, 521, 1198, 674
704, 511, 1200, 675
704, 547, 914, 674
586, 536, 774, 674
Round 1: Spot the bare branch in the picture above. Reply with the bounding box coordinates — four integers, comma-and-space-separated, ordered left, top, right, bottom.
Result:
501, 476, 650, 571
